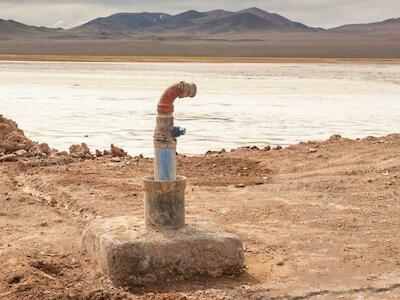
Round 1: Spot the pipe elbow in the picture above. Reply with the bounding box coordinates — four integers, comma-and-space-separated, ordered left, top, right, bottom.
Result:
157, 81, 197, 114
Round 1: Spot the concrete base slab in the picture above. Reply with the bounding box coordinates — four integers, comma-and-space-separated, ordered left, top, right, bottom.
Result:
82, 216, 245, 286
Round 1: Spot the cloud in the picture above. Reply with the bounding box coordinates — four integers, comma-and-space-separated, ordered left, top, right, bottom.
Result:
0, 0, 399, 29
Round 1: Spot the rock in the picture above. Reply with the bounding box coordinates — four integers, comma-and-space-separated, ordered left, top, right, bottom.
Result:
329, 134, 342, 140
308, 148, 317, 153
0, 153, 18, 162
14, 149, 27, 157
39, 152, 48, 158
0, 115, 36, 154
103, 150, 109, 156
48, 198, 57, 206
274, 146, 283, 151
264, 146, 271, 151
250, 146, 259, 150
69, 143, 91, 158
37, 143, 51, 155
95, 150, 103, 157
111, 157, 121, 163
110, 144, 127, 157
235, 183, 246, 188
7, 274, 22, 284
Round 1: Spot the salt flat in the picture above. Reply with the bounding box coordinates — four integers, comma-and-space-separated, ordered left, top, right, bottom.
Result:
1, 61, 399, 155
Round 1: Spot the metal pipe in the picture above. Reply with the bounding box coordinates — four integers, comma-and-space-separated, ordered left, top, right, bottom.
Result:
157, 81, 197, 114
154, 82, 197, 181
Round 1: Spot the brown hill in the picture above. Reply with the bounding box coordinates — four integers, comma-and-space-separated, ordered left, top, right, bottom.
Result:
0, 19, 59, 38
330, 17, 400, 34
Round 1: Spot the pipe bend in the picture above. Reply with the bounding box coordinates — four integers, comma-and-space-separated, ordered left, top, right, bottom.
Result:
157, 81, 197, 114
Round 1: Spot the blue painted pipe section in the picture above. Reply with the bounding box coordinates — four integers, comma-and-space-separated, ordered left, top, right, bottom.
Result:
154, 148, 176, 181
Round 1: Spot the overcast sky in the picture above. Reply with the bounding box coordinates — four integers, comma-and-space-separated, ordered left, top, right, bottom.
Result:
0, 0, 399, 29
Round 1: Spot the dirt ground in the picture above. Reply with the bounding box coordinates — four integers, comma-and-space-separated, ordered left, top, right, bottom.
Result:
1, 131, 400, 299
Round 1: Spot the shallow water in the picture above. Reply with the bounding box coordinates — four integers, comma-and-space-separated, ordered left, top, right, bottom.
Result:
1, 61, 399, 155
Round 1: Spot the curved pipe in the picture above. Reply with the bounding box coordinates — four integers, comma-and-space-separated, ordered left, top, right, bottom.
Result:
157, 81, 197, 114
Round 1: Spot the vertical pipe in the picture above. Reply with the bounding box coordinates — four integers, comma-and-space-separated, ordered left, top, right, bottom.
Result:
154, 148, 176, 181
153, 82, 196, 181
154, 113, 176, 181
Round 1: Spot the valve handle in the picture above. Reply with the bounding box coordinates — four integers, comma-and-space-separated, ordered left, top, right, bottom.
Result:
173, 126, 186, 138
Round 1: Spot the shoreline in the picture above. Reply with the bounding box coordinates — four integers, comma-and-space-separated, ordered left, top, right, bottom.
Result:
1, 54, 400, 64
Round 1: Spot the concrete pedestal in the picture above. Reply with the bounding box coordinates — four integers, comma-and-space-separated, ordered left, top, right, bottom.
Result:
82, 216, 245, 287
143, 176, 186, 230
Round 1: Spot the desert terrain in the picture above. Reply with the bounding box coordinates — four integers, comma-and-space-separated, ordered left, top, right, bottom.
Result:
0, 33, 400, 59
1, 115, 400, 299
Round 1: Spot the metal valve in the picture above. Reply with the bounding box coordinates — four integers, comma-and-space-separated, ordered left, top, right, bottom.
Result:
173, 126, 186, 138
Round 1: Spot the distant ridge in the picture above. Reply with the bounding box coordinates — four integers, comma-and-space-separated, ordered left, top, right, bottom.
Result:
329, 17, 400, 33
0, 19, 59, 37
70, 12, 171, 35
238, 7, 315, 31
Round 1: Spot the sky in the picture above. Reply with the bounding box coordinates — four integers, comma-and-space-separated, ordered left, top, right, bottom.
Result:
0, 0, 399, 29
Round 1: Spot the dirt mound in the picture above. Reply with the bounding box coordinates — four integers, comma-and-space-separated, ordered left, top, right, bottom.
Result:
0, 114, 35, 154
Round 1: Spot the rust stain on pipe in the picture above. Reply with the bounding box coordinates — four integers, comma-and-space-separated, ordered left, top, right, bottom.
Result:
157, 81, 197, 114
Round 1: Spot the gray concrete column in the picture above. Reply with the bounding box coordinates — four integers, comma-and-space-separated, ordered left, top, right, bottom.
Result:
143, 175, 186, 230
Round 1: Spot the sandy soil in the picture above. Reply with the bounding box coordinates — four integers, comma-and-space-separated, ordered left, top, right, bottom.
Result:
1, 116, 399, 299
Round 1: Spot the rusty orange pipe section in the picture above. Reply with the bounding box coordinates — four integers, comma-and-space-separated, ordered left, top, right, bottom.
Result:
157, 81, 197, 114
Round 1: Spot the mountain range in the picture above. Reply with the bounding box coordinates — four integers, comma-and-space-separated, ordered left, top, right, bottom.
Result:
0, 8, 399, 58
0, 7, 399, 39
69, 8, 323, 36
